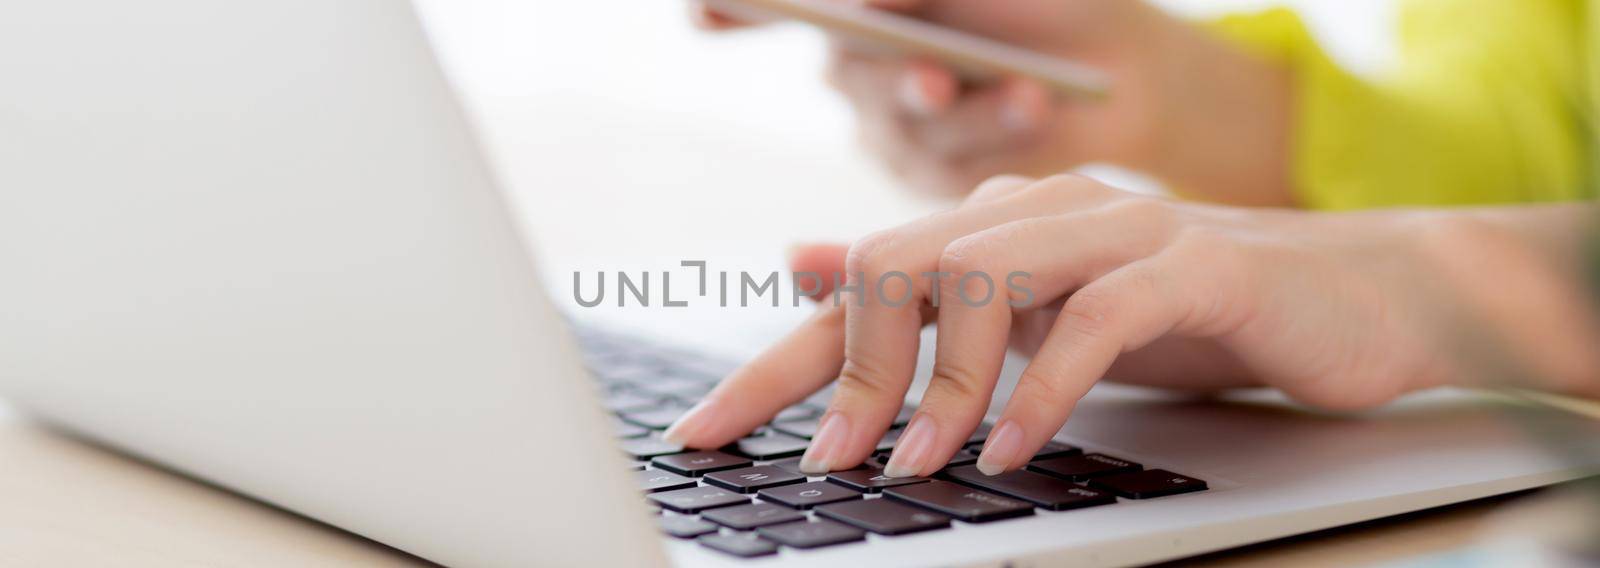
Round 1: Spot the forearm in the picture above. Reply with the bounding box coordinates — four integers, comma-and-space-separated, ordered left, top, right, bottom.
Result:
1413, 203, 1600, 396
1469, 203, 1600, 264
1140, 12, 1295, 208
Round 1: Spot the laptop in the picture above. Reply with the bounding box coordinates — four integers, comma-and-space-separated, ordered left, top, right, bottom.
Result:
2, 1, 1597, 566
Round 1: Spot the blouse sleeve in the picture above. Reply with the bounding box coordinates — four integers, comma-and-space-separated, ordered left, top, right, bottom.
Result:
1206, 0, 1591, 210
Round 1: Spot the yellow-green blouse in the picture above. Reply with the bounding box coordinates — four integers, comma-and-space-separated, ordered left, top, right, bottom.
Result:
1211, 0, 1597, 209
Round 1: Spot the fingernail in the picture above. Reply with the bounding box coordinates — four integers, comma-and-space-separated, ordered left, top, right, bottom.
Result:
976, 420, 1022, 476
690, 3, 713, 26
898, 72, 934, 116
799, 412, 850, 474
1000, 80, 1048, 132
883, 413, 936, 478
661, 399, 715, 447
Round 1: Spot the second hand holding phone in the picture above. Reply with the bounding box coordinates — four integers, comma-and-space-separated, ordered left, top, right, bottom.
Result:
703, 0, 1110, 99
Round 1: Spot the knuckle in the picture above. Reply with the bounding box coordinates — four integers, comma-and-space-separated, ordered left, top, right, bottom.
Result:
1061, 288, 1122, 339
1017, 368, 1075, 405
1025, 173, 1112, 201
846, 229, 901, 275
1164, 225, 1251, 285
1102, 195, 1176, 225
923, 365, 987, 407
968, 174, 1035, 202
938, 232, 1000, 274
1167, 225, 1230, 257
834, 361, 898, 400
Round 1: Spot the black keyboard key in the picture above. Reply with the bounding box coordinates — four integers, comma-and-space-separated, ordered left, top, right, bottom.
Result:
891, 446, 974, 468
613, 416, 650, 439
757, 519, 866, 549
1088, 469, 1208, 499
941, 465, 1116, 511
696, 533, 779, 558
1028, 453, 1141, 482
1032, 441, 1083, 460
602, 390, 662, 413
731, 432, 811, 460
953, 440, 1079, 462
962, 423, 993, 446
874, 428, 906, 452
700, 502, 807, 530
657, 383, 717, 403
758, 481, 862, 509
647, 486, 750, 513
827, 467, 932, 493
657, 515, 718, 539
652, 451, 752, 477
703, 466, 807, 493
597, 364, 666, 387
620, 436, 684, 460
673, 359, 735, 382
634, 376, 714, 399
815, 498, 951, 536
944, 450, 980, 467
883, 480, 1035, 523
767, 457, 806, 475
771, 417, 822, 439
891, 407, 917, 426
773, 405, 819, 423
637, 469, 698, 493
803, 387, 836, 407
622, 404, 693, 430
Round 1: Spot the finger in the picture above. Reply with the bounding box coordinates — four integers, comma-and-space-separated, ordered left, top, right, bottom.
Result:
888, 197, 1176, 476
999, 77, 1052, 131
966, 174, 1035, 203
664, 304, 845, 448
688, 0, 750, 31
789, 243, 850, 301
825, 46, 902, 108
908, 78, 1053, 160
978, 255, 1214, 475
883, 245, 1013, 477
798, 193, 1080, 474
898, 60, 959, 116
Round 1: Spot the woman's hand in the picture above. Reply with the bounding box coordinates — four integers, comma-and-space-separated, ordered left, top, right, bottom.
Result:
691, 0, 1294, 205
664, 174, 1600, 476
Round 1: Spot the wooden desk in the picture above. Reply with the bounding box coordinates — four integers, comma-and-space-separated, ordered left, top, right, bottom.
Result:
0, 406, 1530, 567
0, 411, 425, 567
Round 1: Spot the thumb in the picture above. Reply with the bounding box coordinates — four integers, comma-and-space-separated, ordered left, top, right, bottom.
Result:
788, 243, 851, 301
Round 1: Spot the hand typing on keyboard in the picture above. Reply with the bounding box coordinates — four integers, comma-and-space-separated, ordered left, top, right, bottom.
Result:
662, 175, 1600, 479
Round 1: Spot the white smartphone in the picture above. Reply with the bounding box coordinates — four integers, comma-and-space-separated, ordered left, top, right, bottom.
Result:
703, 0, 1110, 99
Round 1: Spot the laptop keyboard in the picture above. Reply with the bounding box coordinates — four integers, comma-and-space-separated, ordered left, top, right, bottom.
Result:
577, 327, 1209, 559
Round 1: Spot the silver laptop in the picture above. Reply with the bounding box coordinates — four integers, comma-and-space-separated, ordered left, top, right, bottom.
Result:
3, 1, 1598, 566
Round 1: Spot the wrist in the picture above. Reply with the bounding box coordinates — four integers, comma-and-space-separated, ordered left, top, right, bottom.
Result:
1403, 206, 1600, 397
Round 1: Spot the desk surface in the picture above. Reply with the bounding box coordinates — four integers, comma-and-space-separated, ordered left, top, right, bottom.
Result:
0, 405, 1525, 568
